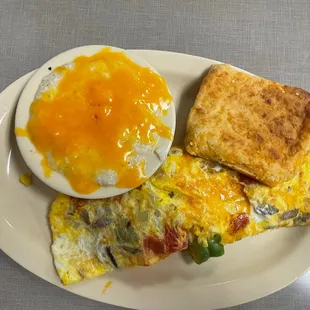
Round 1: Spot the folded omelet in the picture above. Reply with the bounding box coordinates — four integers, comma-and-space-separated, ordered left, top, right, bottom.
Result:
50, 147, 310, 285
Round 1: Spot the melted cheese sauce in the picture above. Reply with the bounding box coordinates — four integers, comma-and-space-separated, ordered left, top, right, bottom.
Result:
16, 48, 173, 194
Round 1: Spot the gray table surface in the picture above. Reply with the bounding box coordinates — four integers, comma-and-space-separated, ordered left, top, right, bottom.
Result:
1, 0, 310, 309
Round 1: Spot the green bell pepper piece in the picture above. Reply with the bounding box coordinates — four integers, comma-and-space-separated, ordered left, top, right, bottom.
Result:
188, 238, 210, 264
207, 235, 225, 257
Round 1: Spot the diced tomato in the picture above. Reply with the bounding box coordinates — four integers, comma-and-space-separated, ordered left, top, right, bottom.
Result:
143, 227, 188, 255
143, 235, 165, 255
231, 213, 250, 233
165, 228, 181, 252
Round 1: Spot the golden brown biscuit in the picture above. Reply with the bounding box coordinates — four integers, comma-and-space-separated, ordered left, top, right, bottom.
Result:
185, 64, 310, 186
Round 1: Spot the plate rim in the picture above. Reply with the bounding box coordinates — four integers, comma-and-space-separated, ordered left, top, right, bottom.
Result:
0, 49, 309, 310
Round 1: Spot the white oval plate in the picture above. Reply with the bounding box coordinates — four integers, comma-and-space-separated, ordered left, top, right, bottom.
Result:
0, 50, 309, 310
15, 45, 176, 199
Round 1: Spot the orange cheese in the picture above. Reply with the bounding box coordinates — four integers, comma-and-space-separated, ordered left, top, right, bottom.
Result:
16, 48, 173, 194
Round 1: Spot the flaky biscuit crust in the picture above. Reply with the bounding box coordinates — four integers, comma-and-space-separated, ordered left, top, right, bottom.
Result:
185, 64, 310, 186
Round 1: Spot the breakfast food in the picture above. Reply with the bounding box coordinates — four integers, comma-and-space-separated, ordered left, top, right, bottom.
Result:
16, 48, 173, 194
19, 173, 32, 187
50, 147, 310, 285
185, 64, 310, 186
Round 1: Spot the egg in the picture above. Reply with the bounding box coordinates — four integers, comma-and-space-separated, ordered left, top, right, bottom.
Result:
50, 147, 310, 285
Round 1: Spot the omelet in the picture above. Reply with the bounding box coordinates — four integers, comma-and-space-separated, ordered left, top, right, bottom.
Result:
50, 147, 310, 285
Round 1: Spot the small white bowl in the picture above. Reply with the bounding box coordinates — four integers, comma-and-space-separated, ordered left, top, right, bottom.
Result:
15, 45, 176, 199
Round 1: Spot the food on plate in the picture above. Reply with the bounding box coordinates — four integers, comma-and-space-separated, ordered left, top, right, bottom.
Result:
50, 147, 310, 285
244, 160, 310, 228
15, 48, 173, 194
102, 280, 112, 294
185, 64, 310, 187
19, 173, 32, 187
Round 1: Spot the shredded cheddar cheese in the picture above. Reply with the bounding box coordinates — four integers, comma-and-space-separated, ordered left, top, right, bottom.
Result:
19, 173, 32, 187
102, 280, 112, 294
15, 48, 173, 194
